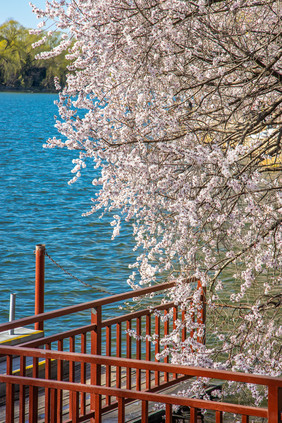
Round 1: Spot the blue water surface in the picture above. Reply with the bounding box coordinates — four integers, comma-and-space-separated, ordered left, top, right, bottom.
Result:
0, 92, 136, 332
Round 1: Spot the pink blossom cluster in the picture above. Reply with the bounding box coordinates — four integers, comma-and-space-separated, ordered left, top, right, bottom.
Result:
33, 0, 281, 405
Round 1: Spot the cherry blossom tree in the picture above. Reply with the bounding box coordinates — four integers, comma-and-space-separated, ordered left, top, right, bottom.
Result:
31, 0, 281, 404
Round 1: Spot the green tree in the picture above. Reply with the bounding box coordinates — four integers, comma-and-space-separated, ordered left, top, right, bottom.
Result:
0, 20, 68, 91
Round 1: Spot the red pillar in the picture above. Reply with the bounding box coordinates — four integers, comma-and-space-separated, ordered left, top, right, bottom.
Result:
35, 244, 45, 331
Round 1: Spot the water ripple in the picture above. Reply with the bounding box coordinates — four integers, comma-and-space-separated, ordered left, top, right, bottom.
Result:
0, 93, 136, 332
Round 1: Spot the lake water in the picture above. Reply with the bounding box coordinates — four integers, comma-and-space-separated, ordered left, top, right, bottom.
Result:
0, 93, 272, 422
0, 92, 137, 331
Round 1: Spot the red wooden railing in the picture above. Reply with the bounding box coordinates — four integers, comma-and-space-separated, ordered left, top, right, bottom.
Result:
0, 278, 281, 422
0, 346, 281, 422
0, 279, 199, 419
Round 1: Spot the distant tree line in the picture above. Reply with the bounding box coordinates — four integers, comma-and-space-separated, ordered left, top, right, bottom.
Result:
0, 20, 68, 92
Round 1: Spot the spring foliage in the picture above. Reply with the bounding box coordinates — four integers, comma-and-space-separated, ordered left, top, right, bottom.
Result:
33, 0, 281, 403
0, 19, 68, 91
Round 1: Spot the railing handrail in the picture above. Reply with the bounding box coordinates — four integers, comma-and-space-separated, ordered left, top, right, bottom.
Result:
0, 279, 195, 333
20, 323, 97, 347
19, 301, 178, 348
1, 344, 281, 387
0, 373, 268, 418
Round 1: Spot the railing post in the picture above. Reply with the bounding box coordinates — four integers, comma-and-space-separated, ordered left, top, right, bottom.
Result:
155, 313, 160, 386
142, 400, 148, 422
116, 322, 122, 388
190, 407, 197, 423
216, 410, 223, 423
118, 397, 125, 423
35, 244, 45, 331
268, 385, 282, 423
165, 404, 172, 423
197, 280, 206, 345
90, 305, 102, 422
6, 355, 14, 422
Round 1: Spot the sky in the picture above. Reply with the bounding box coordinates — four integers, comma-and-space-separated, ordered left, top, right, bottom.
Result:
0, 0, 48, 28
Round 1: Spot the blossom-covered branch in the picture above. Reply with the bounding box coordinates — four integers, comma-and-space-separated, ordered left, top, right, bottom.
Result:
32, 0, 281, 405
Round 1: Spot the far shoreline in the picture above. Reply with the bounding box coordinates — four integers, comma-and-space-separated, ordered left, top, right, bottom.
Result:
0, 87, 58, 94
